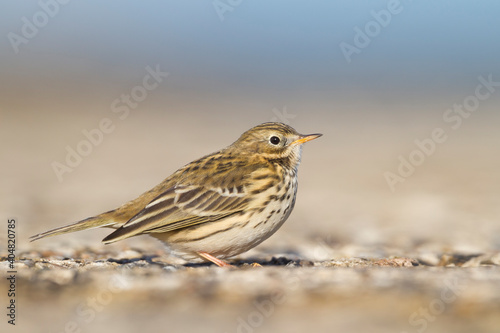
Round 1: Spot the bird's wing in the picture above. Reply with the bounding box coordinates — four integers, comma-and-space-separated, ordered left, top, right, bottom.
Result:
102, 184, 249, 244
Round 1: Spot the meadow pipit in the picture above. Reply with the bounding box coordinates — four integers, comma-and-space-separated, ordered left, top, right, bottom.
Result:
31, 122, 321, 267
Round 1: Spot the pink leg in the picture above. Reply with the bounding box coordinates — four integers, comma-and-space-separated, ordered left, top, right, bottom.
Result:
197, 251, 234, 268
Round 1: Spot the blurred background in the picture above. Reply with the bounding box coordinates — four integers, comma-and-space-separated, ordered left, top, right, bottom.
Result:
2, 0, 499, 251
1, 1, 500, 332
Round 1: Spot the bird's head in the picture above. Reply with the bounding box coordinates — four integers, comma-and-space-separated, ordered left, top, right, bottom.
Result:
230, 122, 322, 167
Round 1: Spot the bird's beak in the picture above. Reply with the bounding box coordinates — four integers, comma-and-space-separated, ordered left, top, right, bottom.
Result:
291, 133, 322, 145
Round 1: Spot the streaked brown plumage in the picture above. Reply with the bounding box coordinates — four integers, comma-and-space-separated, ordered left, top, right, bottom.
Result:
31, 122, 321, 267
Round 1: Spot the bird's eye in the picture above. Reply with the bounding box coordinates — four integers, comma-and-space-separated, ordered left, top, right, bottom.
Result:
270, 136, 281, 145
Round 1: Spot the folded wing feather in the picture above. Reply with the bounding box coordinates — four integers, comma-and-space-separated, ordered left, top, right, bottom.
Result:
102, 184, 248, 244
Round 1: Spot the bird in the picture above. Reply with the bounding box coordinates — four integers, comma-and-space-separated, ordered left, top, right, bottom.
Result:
31, 122, 322, 267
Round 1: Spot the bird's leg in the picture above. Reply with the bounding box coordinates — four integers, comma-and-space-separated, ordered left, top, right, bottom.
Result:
197, 251, 234, 268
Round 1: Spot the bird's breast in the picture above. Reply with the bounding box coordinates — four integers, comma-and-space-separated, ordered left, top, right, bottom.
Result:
246, 168, 298, 235
154, 167, 299, 261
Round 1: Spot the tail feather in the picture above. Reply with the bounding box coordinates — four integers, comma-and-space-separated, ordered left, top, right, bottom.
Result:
30, 212, 117, 242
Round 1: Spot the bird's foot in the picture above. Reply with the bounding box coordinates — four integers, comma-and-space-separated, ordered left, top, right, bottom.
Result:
197, 251, 235, 268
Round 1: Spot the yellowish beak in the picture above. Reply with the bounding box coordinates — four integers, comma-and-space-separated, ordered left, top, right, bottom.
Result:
291, 133, 322, 145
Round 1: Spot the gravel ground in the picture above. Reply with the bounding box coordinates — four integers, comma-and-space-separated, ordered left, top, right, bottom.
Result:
1, 241, 500, 333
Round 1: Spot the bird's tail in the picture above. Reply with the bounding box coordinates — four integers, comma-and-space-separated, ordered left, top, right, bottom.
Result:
29, 211, 118, 242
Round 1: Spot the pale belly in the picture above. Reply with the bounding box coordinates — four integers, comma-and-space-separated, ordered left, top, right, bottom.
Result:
153, 178, 298, 262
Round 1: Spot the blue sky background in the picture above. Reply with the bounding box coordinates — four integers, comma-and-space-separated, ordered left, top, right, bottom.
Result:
2, 0, 500, 108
